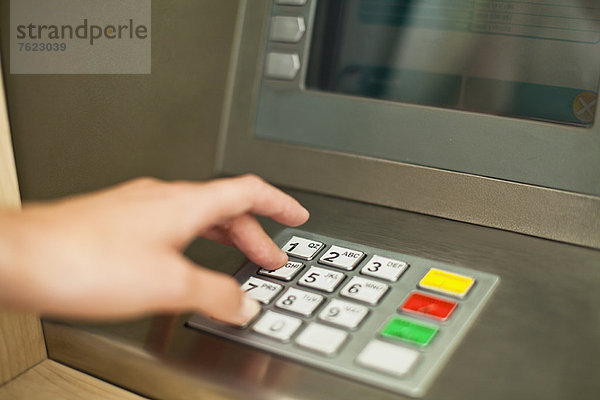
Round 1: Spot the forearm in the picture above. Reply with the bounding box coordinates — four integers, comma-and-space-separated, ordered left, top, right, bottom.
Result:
0, 176, 307, 322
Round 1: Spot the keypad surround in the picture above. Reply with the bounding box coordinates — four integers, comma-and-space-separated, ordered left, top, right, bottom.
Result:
188, 229, 499, 397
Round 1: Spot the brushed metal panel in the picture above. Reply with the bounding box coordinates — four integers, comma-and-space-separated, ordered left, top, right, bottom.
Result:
0, 0, 238, 200
45, 189, 600, 400
218, 0, 600, 248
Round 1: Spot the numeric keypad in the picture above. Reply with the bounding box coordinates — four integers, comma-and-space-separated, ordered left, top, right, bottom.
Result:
188, 230, 499, 398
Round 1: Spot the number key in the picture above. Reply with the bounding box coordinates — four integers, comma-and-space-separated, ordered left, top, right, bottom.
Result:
318, 245, 365, 270
318, 299, 369, 329
298, 266, 345, 293
258, 261, 304, 281
340, 277, 389, 305
282, 236, 325, 260
241, 277, 283, 304
361, 255, 408, 282
252, 310, 302, 342
275, 287, 324, 316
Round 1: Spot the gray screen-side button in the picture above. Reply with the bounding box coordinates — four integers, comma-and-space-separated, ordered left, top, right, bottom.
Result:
270, 16, 306, 43
275, 0, 307, 5
265, 52, 301, 80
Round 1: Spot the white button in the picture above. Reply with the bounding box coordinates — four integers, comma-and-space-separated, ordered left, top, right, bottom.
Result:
270, 16, 305, 43
275, 0, 307, 5
318, 245, 365, 270
282, 236, 324, 260
297, 266, 345, 293
295, 323, 348, 356
356, 340, 420, 377
340, 277, 389, 305
275, 287, 324, 317
265, 52, 301, 80
252, 310, 302, 342
258, 261, 304, 281
241, 277, 283, 304
360, 255, 408, 282
318, 299, 369, 330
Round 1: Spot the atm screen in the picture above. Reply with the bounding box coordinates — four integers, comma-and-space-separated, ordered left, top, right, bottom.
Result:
253, 0, 600, 202
306, 0, 600, 126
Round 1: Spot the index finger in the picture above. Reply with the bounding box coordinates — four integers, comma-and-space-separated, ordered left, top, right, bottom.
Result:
193, 174, 310, 227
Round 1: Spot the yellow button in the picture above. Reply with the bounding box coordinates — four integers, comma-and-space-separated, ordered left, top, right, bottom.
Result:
418, 269, 475, 298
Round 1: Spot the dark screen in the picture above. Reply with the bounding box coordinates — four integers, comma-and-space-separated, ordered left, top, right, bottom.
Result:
306, 0, 600, 126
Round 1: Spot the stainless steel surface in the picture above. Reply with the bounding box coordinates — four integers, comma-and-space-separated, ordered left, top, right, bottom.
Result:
0, 0, 239, 200
45, 189, 600, 400
219, 0, 600, 249
187, 228, 500, 398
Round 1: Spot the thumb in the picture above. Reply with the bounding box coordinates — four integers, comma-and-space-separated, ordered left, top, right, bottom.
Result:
172, 257, 260, 326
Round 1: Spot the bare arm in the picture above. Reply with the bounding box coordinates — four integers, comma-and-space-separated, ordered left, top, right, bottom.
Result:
0, 175, 309, 325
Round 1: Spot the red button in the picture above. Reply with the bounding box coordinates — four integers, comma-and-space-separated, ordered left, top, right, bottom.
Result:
401, 292, 457, 321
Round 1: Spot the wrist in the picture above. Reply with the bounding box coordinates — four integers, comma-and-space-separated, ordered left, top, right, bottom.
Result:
0, 210, 23, 306
0, 210, 13, 268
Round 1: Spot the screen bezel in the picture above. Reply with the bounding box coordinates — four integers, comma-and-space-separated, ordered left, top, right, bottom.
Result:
218, 0, 600, 249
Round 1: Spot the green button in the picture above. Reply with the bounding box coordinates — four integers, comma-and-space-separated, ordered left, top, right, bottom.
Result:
381, 317, 438, 347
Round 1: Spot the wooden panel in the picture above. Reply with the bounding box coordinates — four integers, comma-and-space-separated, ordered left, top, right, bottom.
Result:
0, 360, 148, 400
0, 55, 47, 385
0, 313, 46, 385
0, 54, 19, 208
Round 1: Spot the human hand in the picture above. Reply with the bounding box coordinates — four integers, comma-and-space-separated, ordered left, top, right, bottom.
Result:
0, 175, 309, 324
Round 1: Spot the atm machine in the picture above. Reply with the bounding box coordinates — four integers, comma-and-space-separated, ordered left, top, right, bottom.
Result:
21, 0, 600, 399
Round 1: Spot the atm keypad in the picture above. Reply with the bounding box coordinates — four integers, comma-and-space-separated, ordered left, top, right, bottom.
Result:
188, 229, 499, 397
